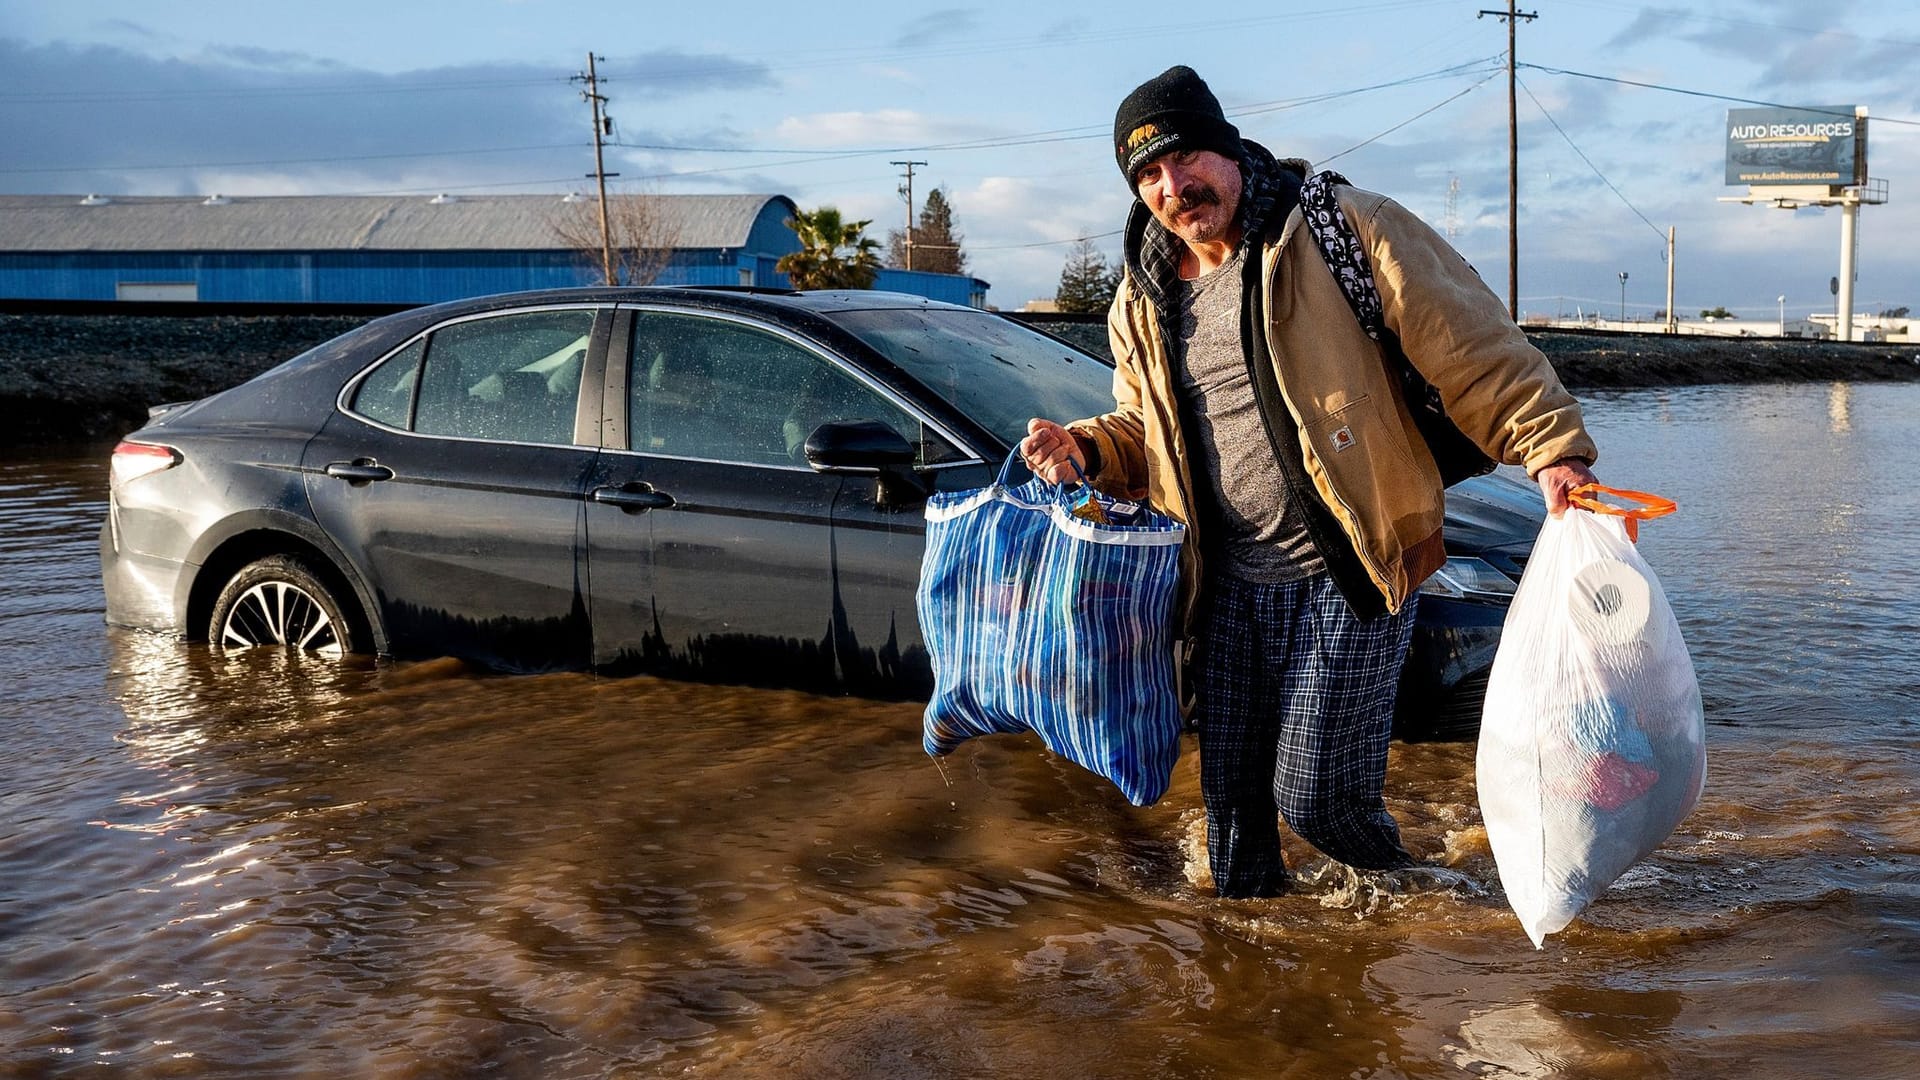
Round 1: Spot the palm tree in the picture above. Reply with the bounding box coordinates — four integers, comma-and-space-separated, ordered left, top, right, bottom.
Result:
776, 207, 881, 290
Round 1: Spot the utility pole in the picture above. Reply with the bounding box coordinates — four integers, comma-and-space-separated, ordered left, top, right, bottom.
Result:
572, 53, 618, 285
1479, 2, 1537, 322
891, 159, 927, 270
1443, 174, 1461, 243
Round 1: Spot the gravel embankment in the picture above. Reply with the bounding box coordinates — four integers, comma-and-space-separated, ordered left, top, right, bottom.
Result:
1, 312, 369, 447
3, 310, 1916, 448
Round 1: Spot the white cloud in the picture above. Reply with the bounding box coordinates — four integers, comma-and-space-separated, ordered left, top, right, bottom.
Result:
769, 110, 997, 149
947, 175, 1133, 306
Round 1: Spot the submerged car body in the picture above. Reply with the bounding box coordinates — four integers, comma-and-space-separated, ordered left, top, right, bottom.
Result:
101, 287, 1541, 739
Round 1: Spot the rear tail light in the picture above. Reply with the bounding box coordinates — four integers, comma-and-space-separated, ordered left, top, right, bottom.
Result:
110, 440, 181, 487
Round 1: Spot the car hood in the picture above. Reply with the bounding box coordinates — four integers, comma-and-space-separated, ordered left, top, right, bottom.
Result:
1441, 472, 1546, 554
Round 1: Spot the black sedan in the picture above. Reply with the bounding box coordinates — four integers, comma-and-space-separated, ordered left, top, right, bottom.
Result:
101, 287, 1539, 739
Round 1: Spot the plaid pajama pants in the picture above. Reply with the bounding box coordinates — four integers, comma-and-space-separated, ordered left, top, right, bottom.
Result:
1197, 572, 1419, 898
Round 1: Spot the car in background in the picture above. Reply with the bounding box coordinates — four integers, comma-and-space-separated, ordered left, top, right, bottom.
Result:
101, 287, 1540, 740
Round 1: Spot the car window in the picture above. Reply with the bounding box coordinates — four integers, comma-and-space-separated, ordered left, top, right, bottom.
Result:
349, 337, 425, 429
826, 308, 1116, 449
628, 310, 963, 467
410, 309, 596, 445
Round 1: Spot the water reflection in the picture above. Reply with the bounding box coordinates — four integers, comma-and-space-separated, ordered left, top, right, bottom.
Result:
8, 386, 1920, 1077
92, 629, 1165, 1072
1828, 380, 1853, 433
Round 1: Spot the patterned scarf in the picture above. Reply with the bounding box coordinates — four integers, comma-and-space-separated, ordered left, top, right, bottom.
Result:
1297, 169, 1386, 339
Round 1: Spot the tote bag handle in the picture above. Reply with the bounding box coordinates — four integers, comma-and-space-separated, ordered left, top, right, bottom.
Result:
995, 449, 1088, 496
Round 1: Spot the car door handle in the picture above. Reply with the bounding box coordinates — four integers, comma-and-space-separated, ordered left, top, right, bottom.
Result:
591, 483, 675, 512
325, 460, 394, 483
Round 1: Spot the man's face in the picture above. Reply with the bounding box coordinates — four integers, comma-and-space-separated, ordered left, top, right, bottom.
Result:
1135, 148, 1243, 247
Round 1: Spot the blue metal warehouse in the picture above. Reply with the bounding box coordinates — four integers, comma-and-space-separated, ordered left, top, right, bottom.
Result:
0, 193, 989, 308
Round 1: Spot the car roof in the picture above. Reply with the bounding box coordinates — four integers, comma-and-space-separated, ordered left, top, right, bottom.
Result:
396, 285, 981, 323
325, 285, 994, 365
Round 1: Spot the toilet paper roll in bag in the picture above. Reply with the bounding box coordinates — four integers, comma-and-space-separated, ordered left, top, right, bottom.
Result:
1567, 557, 1658, 649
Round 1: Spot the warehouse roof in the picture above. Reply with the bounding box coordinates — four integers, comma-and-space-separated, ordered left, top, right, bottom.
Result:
0, 193, 797, 253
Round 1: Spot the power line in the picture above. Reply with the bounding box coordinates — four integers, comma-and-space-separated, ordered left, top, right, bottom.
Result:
613, 59, 1505, 185
1316, 72, 1499, 165
1554, 0, 1920, 51
606, 58, 1504, 162
0, 143, 583, 176
1516, 76, 1667, 248
1223, 57, 1504, 117
0, 3, 1461, 108
5, 51, 1504, 184
596, 1, 1463, 84
0, 77, 567, 106
2, 56, 1500, 182
1517, 64, 1920, 127
972, 69, 1504, 253
969, 230, 1123, 252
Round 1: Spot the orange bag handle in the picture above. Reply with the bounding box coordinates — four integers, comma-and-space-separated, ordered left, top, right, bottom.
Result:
1567, 483, 1676, 542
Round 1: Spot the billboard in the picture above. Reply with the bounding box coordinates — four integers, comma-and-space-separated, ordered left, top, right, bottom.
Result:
1726, 106, 1866, 187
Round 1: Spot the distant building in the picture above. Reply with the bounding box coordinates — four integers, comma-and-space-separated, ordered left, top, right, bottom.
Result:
0, 193, 989, 308
1807, 313, 1911, 343
1526, 314, 1854, 340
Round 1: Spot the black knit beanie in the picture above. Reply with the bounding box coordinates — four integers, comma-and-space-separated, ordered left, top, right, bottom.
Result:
1113, 65, 1242, 187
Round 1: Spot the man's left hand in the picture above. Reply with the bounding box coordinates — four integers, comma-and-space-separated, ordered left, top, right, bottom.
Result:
1535, 457, 1599, 517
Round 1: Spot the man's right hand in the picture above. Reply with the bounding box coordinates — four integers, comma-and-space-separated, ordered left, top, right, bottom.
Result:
1019, 418, 1086, 484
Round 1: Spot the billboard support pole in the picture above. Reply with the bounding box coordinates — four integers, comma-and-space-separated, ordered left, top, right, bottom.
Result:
1665, 227, 1676, 335
1838, 194, 1858, 342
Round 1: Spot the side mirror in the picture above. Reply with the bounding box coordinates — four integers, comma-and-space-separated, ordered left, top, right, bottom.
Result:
803, 419, 914, 472
803, 420, 930, 509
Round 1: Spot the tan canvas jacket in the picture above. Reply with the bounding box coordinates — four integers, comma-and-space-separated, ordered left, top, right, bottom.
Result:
1068, 183, 1597, 637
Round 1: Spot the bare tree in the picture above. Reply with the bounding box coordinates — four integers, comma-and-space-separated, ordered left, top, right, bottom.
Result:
549, 191, 684, 286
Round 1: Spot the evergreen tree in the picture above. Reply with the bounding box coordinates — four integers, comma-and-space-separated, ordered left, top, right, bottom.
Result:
777, 207, 881, 290
885, 187, 968, 275
1055, 239, 1122, 313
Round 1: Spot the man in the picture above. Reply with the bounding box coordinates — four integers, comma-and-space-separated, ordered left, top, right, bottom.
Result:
1019, 65, 1599, 898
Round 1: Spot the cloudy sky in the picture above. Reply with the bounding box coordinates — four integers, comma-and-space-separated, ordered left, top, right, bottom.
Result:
3, 0, 1916, 315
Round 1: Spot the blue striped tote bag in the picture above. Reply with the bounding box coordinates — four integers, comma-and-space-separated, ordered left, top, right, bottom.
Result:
917, 453, 1186, 806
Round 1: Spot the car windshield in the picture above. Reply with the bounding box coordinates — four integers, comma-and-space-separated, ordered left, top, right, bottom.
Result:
827, 308, 1115, 448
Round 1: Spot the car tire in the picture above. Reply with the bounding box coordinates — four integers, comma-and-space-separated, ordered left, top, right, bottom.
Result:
209, 555, 360, 657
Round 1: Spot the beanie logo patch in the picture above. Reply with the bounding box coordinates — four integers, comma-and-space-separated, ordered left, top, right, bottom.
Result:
1124, 123, 1162, 153
1121, 130, 1182, 180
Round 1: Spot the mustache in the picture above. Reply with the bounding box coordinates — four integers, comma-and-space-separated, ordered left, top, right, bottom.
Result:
1165, 185, 1221, 214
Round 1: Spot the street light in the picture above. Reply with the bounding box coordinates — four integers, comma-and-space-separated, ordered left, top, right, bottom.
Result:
1618, 271, 1629, 323
1778, 295, 1786, 337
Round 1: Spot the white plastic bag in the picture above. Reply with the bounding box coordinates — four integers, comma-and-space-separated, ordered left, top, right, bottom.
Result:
1477, 486, 1705, 947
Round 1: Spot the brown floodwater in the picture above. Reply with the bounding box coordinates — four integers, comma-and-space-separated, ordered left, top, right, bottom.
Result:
3, 382, 1917, 1078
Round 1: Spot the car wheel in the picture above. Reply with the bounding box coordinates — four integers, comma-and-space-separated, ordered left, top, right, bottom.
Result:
209, 555, 359, 657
